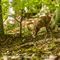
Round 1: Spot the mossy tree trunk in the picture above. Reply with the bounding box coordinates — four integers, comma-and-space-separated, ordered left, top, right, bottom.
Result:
55, 0, 60, 25
20, 9, 24, 38
20, 16, 23, 38
0, 0, 4, 35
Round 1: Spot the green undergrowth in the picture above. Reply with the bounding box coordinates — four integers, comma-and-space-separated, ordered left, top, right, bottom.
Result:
0, 33, 60, 59
0, 29, 60, 59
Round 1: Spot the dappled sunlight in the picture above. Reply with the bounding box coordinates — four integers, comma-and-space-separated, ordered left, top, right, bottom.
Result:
0, 0, 60, 60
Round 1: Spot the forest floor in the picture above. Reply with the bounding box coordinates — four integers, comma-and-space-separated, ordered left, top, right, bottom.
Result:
0, 28, 60, 60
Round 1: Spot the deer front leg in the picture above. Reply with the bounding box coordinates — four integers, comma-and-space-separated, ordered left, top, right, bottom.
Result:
32, 25, 40, 38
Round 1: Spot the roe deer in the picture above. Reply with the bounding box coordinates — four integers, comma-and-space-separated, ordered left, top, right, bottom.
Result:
27, 13, 53, 38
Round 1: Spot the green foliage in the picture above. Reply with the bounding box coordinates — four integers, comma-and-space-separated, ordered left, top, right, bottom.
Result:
2, 0, 9, 20
0, 0, 60, 60
5, 21, 20, 34
22, 27, 32, 37
12, 0, 42, 14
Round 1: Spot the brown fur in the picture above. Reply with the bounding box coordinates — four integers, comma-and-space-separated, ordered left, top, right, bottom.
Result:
22, 13, 52, 38
33, 14, 52, 37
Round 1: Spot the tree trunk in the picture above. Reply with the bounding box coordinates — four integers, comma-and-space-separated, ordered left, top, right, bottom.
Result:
0, 0, 4, 35
20, 17, 22, 38
19, 9, 24, 38
55, 0, 60, 26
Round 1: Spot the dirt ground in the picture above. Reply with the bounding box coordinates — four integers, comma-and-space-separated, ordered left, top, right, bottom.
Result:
0, 28, 60, 60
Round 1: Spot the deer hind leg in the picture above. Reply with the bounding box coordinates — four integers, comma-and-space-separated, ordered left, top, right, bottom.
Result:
48, 26, 55, 40
44, 26, 49, 40
46, 26, 54, 40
